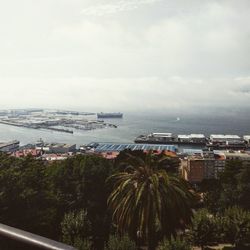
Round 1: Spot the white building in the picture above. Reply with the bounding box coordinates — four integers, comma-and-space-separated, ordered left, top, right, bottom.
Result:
210, 134, 242, 142
243, 135, 250, 144
178, 134, 206, 143
151, 132, 173, 138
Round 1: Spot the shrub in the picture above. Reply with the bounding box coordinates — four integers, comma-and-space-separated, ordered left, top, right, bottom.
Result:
157, 237, 191, 250
61, 209, 92, 249
189, 209, 219, 249
104, 234, 137, 250
222, 206, 250, 247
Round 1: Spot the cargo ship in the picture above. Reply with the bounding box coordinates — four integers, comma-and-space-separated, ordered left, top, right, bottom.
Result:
97, 112, 123, 119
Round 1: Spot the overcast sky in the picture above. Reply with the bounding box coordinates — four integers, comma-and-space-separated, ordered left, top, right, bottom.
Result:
0, 0, 250, 112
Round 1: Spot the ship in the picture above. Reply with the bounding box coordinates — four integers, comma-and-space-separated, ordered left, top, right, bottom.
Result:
97, 112, 123, 119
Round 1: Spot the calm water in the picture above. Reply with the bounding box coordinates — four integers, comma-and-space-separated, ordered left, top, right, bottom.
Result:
0, 111, 250, 146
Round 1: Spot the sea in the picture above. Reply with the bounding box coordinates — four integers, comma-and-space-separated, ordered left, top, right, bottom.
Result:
0, 110, 250, 147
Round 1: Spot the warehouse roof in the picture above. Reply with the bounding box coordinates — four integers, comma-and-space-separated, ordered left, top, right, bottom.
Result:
88, 142, 177, 152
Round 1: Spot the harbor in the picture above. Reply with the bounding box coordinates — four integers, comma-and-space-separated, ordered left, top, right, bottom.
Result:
0, 110, 250, 150
0, 109, 119, 135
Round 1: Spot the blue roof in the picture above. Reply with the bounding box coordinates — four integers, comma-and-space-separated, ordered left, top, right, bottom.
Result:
88, 142, 178, 152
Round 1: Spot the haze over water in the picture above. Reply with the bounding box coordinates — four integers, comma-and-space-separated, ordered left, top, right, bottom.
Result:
1, 110, 250, 147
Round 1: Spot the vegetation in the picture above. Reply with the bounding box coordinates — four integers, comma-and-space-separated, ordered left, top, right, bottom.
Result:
104, 234, 137, 250
187, 206, 250, 249
156, 237, 191, 250
222, 206, 250, 248
189, 209, 219, 249
61, 209, 92, 249
0, 153, 114, 249
115, 149, 180, 174
201, 161, 250, 213
0, 154, 57, 238
107, 151, 195, 249
0, 152, 249, 250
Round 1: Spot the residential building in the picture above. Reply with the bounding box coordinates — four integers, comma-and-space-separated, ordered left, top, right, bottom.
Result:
214, 153, 226, 178
41, 154, 69, 161
12, 149, 42, 158
181, 153, 215, 183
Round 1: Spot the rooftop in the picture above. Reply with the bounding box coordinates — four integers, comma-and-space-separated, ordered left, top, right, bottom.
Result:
181, 149, 203, 155
40, 143, 76, 148
210, 134, 241, 140
151, 132, 173, 137
88, 142, 177, 152
178, 134, 205, 139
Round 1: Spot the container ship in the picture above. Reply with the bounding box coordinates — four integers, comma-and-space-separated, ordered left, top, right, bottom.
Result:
97, 112, 123, 119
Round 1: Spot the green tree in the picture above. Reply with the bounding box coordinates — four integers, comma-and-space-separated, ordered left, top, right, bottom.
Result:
201, 161, 250, 213
48, 155, 114, 249
236, 163, 250, 210
157, 237, 191, 250
0, 154, 57, 238
104, 234, 137, 250
0, 153, 117, 247
199, 179, 221, 214
61, 209, 92, 250
107, 151, 195, 250
222, 206, 250, 248
218, 160, 243, 210
189, 209, 219, 250
115, 150, 180, 174
73, 239, 91, 250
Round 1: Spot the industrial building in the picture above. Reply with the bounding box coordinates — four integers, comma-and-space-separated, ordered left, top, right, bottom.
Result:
209, 134, 246, 149
178, 134, 206, 143
0, 140, 20, 152
84, 142, 178, 153
36, 142, 76, 154
150, 133, 174, 138
210, 134, 242, 142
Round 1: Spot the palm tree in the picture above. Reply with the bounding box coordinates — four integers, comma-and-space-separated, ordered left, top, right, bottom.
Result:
107, 151, 195, 250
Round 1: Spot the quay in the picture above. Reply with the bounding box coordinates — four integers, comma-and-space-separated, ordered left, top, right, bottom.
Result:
0, 120, 74, 134
135, 133, 250, 150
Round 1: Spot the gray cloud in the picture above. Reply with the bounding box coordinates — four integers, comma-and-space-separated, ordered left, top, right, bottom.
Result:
81, 0, 160, 16
0, 0, 250, 111
1, 76, 249, 112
